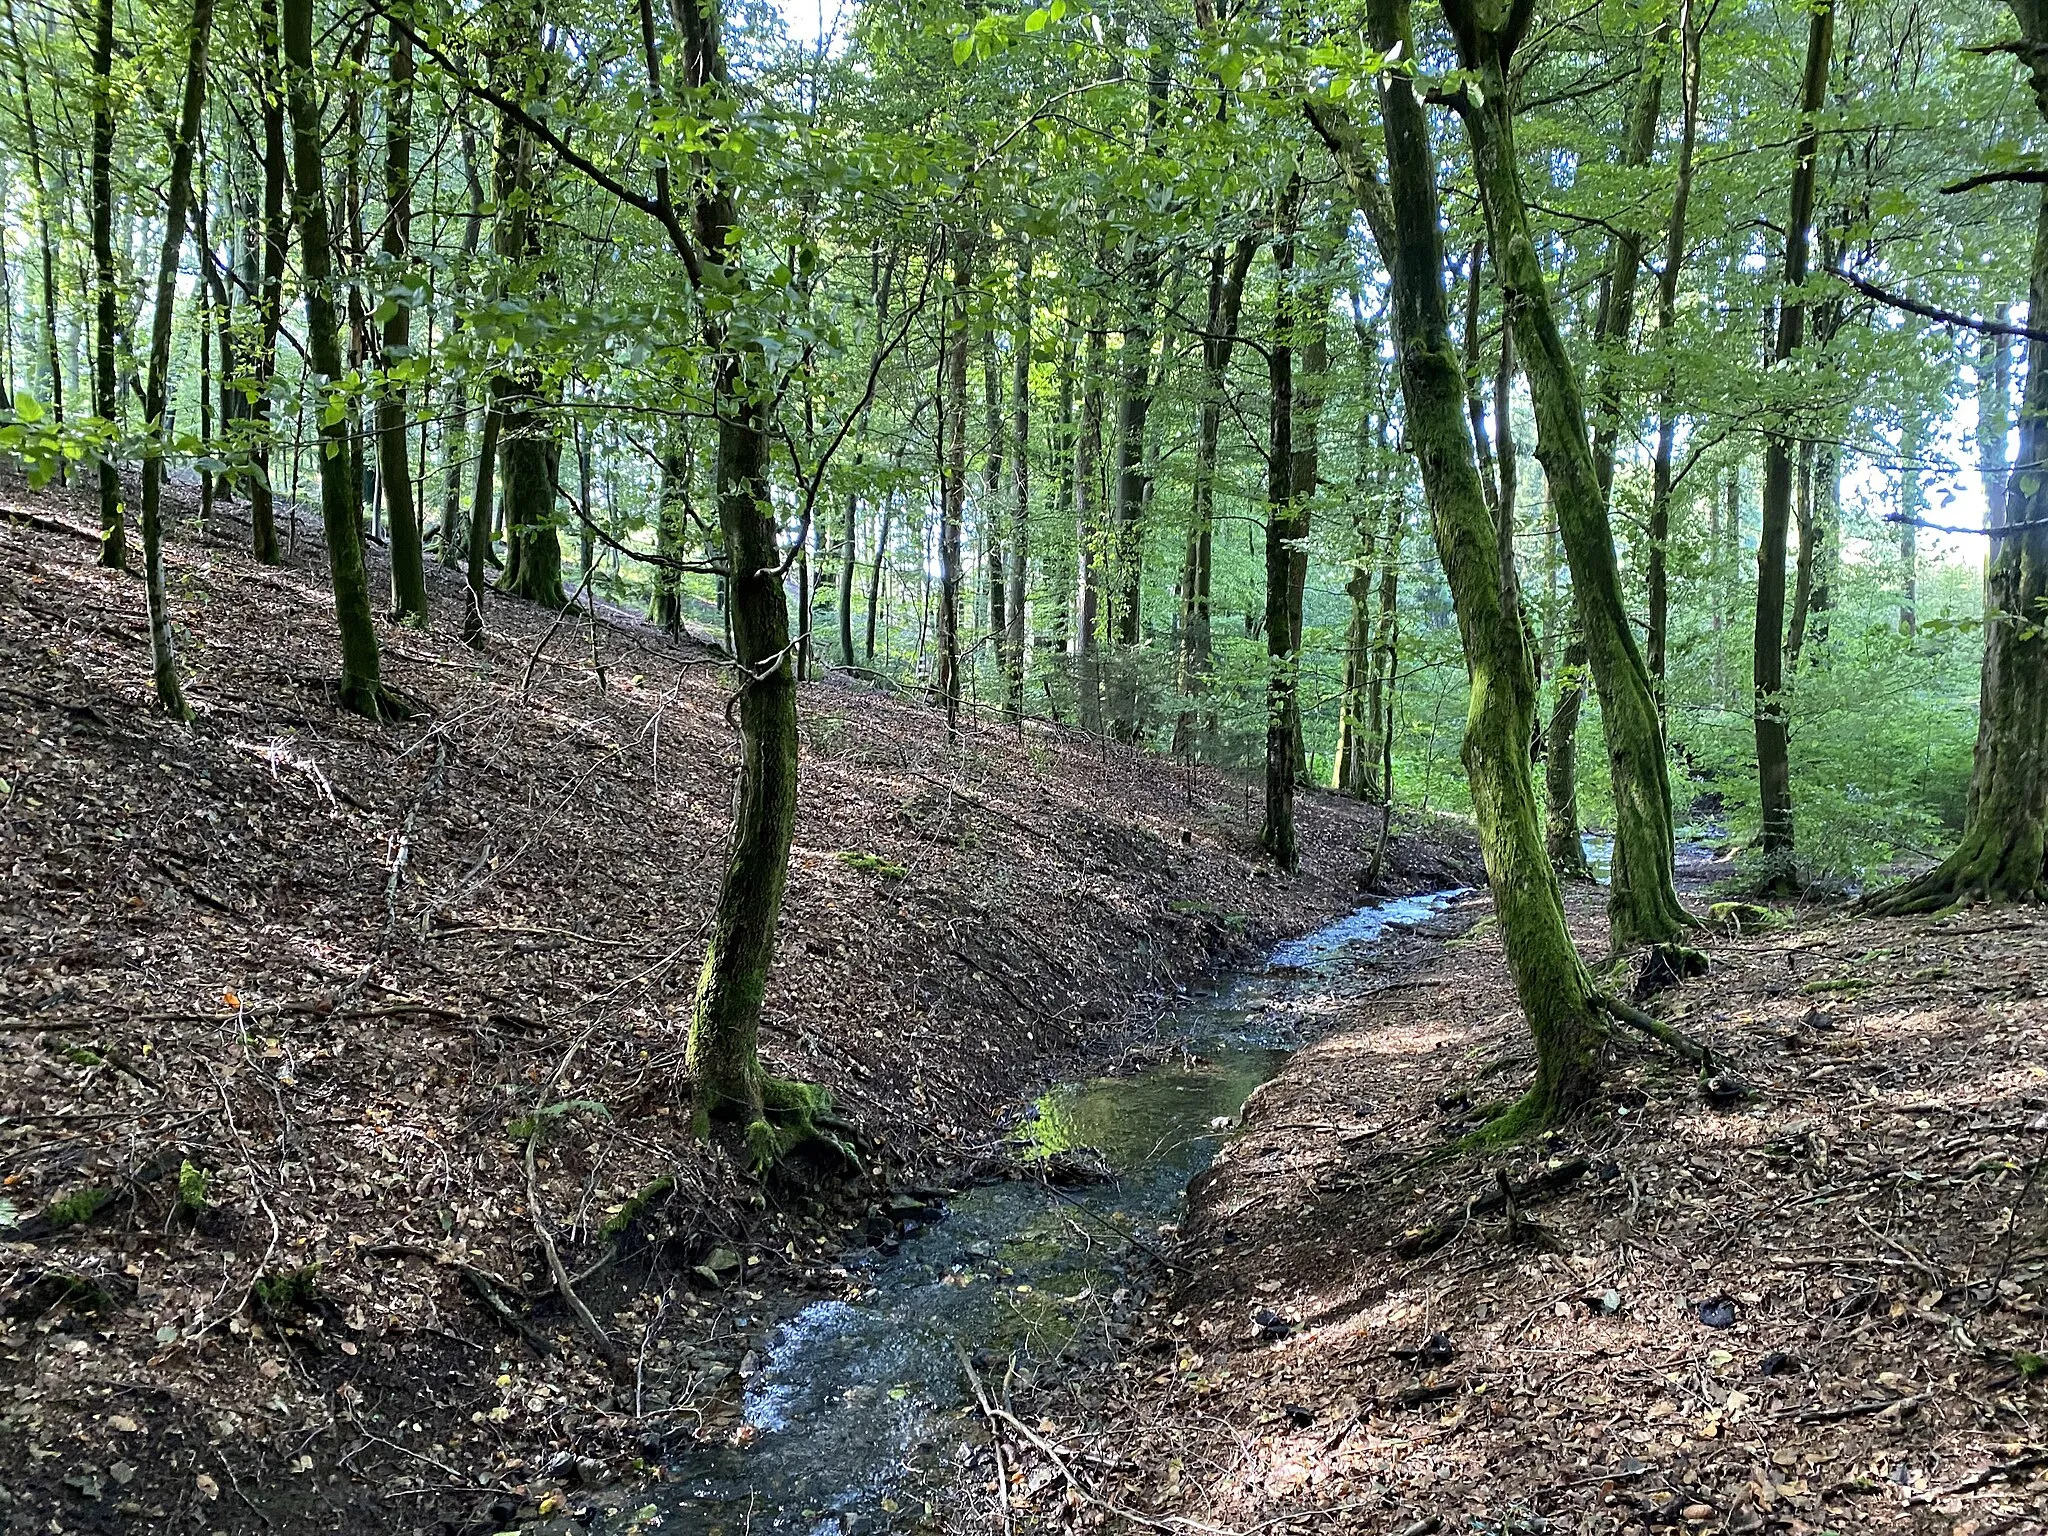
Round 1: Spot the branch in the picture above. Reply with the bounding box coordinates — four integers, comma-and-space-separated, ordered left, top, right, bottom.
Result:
1940, 167, 2048, 194
365, 0, 704, 289
1823, 266, 2048, 342
1884, 511, 2048, 538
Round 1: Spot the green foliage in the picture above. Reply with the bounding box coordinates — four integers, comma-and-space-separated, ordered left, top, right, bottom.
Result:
251, 1264, 321, 1320
600, 1175, 677, 1239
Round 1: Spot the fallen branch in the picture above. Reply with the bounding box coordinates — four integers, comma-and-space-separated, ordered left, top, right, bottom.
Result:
1593, 991, 1714, 1067
1912, 1446, 2048, 1503
955, 1344, 1016, 1536
1790, 1390, 1931, 1425
2, 505, 103, 545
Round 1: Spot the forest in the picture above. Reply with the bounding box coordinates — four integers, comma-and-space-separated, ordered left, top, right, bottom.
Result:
0, 0, 2044, 1527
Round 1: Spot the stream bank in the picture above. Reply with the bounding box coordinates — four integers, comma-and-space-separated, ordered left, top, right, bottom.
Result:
1006, 884, 2048, 1536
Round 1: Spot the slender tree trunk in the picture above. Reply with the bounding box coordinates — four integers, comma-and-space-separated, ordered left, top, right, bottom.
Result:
5, 0, 65, 470
89, 0, 122, 569
1445, 0, 1693, 951
837, 481, 858, 665
1312, 67, 1605, 1124
1260, 186, 1302, 871
1898, 405, 1923, 636
937, 233, 971, 740
134, 0, 216, 719
984, 320, 1007, 692
1004, 237, 1031, 720
246, 0, 289, 567
284, 0, 385, 716
865, 485, 892, 661
650, 431, 690, 631
436, 122, 485, 567
1755, 0, 1833, 871
380, 21, 426, 621
1546, 635, 1595, 877
1366, 502, 1404, 802
1072, 305, 1107, 735
1173, 235, 1257, 755
1646, 6, 1700, 697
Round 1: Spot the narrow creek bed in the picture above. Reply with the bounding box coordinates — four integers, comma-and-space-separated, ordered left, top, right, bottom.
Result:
650, 890, 1472, 1535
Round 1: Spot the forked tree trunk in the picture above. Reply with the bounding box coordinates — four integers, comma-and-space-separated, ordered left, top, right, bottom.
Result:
284, 0, 386, 716
1754, 0, 1833, 873
1443, 0, 1692, 953
1311, 24, 1605, 1124
136, 0, 217, 720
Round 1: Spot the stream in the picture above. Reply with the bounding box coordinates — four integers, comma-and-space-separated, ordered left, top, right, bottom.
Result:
658, 888, 1469, 1535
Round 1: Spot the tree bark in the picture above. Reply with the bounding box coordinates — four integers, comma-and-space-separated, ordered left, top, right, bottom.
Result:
1310, 19, 1605, 1124
380, 20, 427, 622
1546, 635, 1595, 878
4, 0, 66, 472
1071, 304, 1107, 734
136, 0, 217, 720
1443, 0, 1693, 952
284, 0, 386, 716
1646, 1, 1701, 700
1754, 0, 1833, 872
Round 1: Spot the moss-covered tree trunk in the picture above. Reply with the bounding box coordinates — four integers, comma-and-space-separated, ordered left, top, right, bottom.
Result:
1868, 2, 2048, 913
1442, 0, 1692, 954
1310, 5, 1605, 1123
136, 0, 216, 721
284, 0, 386, 716
89, 0, 122, 571
379, 21, 427, 623
650, 433, 691, 633
1546, 635, 1595, 879
496, 377, 567, 609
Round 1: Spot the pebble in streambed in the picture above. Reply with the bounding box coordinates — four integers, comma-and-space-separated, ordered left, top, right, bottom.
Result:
641, 888, 1469, 1535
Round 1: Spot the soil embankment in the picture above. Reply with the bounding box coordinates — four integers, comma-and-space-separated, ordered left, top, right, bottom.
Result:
1014, 885, 2048, 1533
0, 474, 1452, 1533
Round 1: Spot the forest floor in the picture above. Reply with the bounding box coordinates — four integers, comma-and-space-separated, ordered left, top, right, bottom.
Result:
0, 473, 1475, 1536
1010, 876, 2048, 1535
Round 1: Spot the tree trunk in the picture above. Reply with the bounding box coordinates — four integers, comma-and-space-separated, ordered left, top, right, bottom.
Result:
1260, 184, 1303, 871
1982, 309, 2013, 546
135, 0, 216, 719
937, 233, 971, 739
1869, 183, 2048, 911
1312, 72, 1605, 1124
89, 0, 122, 569
1004, 237, 1032, 720
650, 431, 691, 632
247, 0, 289, 567
1072, 305, 1107, 735
1173, 235, 1257, 755
1646, 4, 1699, 701
837, 482, 858, 665
984, 318, 1007, 695
1445, 0, 1693, 952
1546, 636, 1595, 878
1366, 501, 1404, 802
380, 20, 427, 622
1898, 404, 1922, 636
1755, 0, 1833, 872
4, 0, 66, 475
284, 0, 386, 716
864, 485, 892, 661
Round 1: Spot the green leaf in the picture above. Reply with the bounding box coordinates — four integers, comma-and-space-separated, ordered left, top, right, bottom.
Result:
1025, 7, 1048, 30
952, 34, 974, 64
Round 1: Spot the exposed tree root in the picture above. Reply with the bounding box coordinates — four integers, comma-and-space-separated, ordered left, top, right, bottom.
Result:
1593, 989, 1714, 1068
1860, 836, 2048, 917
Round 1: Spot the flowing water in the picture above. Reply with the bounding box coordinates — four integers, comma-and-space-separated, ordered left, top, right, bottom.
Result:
658, 888, 1468, 1535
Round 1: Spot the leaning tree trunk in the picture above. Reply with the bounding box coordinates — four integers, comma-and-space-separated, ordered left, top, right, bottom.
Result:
1443, 0, 1693, 953
89, 0, 122, 569
1754, 0, 1833, 875
1868, 0, 2048, 913
1310, 32, 1605, 1126
380, 20, 427, 621
135, 0, 217, 720
284, 0, 386, 717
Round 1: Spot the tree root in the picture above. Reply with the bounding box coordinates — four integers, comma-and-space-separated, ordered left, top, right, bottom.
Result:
1393, 1156, 1592, 1259
1593, 990, 1714, 1068
741, 1075, 863, 1176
